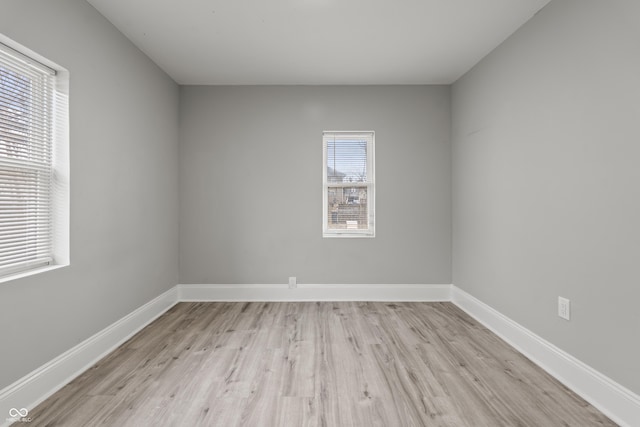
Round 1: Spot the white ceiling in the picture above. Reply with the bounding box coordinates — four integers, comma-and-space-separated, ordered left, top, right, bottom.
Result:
87, 0, 551, 85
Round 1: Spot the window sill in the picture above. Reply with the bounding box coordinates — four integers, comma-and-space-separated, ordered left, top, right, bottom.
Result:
323, 232, 376, 238
0, 264, 69, 285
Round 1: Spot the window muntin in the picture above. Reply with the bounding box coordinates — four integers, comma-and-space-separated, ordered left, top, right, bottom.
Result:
323, 131, 375, 238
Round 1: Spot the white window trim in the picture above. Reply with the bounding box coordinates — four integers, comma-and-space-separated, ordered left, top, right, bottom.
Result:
322, 131, 375, 238
0, 34, 69, 282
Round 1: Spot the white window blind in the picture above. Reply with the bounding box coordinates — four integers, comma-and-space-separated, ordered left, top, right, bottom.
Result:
323, 131, 375, 237
0, 42, 56, 277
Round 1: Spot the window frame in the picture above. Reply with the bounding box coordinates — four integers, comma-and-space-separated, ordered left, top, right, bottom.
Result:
0, 35, 69, 282
322, 131, 375, 238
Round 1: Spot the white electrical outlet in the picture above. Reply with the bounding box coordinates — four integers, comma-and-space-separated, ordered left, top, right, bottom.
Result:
288, 277, 297, 289
558, 297, 570, 320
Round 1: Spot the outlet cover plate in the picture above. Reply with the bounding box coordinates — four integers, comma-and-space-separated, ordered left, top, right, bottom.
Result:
558, 296, 570, 320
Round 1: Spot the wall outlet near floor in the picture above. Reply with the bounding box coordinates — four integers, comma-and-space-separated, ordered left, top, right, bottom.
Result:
288, 276, 297, 289
558, 297, 570, 320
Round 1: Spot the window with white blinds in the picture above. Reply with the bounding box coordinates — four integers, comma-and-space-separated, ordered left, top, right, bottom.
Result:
323, 131, 375, 237
0, 39, 67, 279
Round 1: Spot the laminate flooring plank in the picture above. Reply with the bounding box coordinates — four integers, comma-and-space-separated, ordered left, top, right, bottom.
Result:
21, 302, 617, 427
281, 340, 315, 398
313, 302, 345, 427
334, 304, 404, 427
238, 348, 286, 427
274, 397, 317, 427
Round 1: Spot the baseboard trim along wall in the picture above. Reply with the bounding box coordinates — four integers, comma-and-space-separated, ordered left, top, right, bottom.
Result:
2, 283, 638, 427
451, 285, 640, 427
0, 287, 178, 427
177, 283, 452, 302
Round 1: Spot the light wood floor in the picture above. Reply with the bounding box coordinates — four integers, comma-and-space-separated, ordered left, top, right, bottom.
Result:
23, 302, 615, 426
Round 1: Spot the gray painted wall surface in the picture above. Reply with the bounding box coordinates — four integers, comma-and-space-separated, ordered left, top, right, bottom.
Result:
179, 86, 451, 284
0, 0, 179, 388
452, 0, 640, 393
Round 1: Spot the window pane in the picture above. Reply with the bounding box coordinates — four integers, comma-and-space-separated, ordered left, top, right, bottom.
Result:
0, 66, 33, 161
326, 138, 368, 183
327, 186, 368, 230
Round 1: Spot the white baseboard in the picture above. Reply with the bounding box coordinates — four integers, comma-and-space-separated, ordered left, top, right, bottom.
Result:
177, 283, 452, 302
0, 286, 178, 427
451, 285, 640, 427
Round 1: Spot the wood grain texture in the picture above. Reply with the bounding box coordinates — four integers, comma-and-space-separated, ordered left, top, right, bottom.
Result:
22, 302, 616, 426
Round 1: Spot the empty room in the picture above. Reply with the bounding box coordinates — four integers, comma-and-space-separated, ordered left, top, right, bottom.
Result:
0, 0, 638, 426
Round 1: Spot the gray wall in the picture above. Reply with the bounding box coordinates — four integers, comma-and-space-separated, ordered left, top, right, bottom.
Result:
0, 0, 179, 389
179, 86, 451, 284
452, 0, 640, 394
